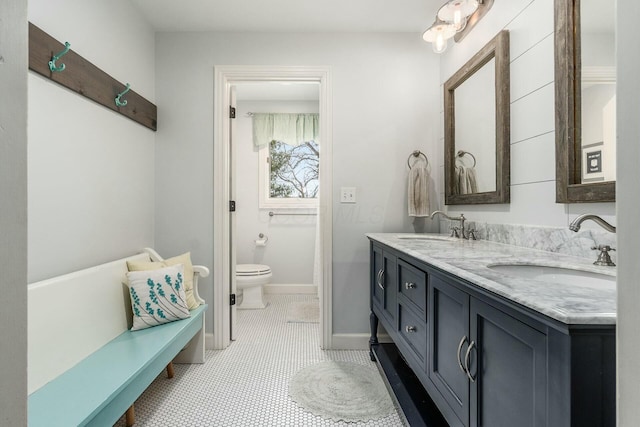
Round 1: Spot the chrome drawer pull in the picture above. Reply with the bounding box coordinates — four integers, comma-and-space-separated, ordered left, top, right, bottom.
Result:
405, 282, 417, 289
465, 340, 476, 383
405, 325, 417, 333
457, 335, 468, 374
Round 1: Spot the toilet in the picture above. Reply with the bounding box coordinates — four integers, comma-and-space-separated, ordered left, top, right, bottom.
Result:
236, 264, 272, 309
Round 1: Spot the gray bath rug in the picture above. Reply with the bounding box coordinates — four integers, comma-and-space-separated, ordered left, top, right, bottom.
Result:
288, 361, 395, 422
286, 301, 319, 323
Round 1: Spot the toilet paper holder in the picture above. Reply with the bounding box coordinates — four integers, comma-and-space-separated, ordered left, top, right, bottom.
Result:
255, 233, 269, 246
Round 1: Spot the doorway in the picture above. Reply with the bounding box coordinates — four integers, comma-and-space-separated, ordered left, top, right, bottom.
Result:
212, 66, 333, 350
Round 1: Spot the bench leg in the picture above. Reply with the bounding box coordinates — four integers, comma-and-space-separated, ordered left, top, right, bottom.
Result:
166, 362, 175, 379
125, 405, 135, 427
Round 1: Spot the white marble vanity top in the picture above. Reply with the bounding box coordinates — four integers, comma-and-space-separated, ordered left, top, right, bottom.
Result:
366, 233, 616, 325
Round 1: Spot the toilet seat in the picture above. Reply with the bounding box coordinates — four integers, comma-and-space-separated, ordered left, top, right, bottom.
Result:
237, 264, 271, 276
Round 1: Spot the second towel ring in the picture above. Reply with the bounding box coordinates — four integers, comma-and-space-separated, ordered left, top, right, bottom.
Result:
407, 150, 429, 169
456, 150, 477, 168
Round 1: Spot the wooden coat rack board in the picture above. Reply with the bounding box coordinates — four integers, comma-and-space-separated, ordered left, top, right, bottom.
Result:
28, 23, 157, 131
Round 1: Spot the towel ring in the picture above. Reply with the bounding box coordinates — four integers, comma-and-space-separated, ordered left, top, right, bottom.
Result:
456, 150, 476, 168
407, 150, 429, 169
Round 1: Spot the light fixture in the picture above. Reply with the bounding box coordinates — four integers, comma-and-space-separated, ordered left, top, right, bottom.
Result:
422, 0, 492, 53
422, 20, 457, 53
437, 0, 479, 32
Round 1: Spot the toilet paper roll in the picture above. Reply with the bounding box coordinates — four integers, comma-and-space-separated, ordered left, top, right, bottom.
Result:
255, 239, 267, 247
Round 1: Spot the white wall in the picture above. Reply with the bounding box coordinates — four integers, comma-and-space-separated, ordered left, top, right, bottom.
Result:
439, 0, 616, 229
154, 32, 440, 336
28, 0, 156, 281
235, 100, 318, 285
616, 0, 640, 424
0, 1, 28, 423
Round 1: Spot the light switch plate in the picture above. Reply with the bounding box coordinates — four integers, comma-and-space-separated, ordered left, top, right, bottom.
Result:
340, 187, 356, 203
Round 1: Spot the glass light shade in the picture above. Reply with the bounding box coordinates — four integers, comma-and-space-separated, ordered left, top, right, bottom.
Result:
438, 0, 479, 32
433, 35, 449, 53
422, 21, 457, 53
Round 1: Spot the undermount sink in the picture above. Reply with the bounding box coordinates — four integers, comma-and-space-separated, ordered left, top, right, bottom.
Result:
396, 234, 456, 241
488, 264, 615, 287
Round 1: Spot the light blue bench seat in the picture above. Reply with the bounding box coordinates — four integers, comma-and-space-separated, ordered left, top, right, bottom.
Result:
28, 304, 206, 427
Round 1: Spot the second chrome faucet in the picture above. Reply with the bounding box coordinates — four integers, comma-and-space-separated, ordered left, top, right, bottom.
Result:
430, 210, 477, 240
569, 214, 616, 266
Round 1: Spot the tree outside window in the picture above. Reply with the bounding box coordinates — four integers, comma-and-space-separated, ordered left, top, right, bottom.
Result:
269, 140, 319, 199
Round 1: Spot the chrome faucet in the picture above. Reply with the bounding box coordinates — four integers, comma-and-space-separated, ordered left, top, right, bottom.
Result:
569, 214, 616, 233
430, 210, 476, 240
569, 214, 616, 266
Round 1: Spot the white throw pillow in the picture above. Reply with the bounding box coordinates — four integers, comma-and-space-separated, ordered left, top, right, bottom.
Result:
126, 264, 190, 331
127, 252, 200, 310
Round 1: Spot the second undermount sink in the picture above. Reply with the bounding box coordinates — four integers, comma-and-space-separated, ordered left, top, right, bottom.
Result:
488, 264, 615, 287
396, 234, 456, 241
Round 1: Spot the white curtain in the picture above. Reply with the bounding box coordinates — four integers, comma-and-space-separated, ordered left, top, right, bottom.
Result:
252, 113, 319, 147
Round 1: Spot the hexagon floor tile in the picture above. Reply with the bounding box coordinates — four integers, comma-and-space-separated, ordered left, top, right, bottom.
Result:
113, 294, 404, 427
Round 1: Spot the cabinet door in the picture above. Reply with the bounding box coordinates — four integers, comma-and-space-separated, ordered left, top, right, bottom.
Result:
371, 245, 397, 325
429, 275, 470, 427
381, 251, 397, 324
469, 298, 547, 427
371, 245, 384, 308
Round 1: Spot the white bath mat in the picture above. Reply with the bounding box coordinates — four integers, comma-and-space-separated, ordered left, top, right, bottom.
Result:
286, 301, 319, 323
288, 361, 395, 422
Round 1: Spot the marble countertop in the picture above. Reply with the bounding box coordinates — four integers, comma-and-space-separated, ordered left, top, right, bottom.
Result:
366, 233, 616, 325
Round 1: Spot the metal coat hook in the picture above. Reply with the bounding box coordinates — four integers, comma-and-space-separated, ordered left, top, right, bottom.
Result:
115, 83, 131, 107
49, 42, 71, 72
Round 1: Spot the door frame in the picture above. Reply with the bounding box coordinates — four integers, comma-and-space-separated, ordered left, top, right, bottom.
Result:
212, 65, 333, 349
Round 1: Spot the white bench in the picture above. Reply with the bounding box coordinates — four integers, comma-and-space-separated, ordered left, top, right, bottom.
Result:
27, 248, 209, 427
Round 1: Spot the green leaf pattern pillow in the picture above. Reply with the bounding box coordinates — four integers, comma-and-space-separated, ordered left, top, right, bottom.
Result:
126, 265, 191, 331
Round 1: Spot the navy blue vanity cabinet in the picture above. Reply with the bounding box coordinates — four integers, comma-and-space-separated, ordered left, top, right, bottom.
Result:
368, 238, 615, 427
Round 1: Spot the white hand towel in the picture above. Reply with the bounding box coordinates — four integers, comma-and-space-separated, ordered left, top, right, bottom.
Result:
455, 165, 479, 195
466, 167, 479, 193
408, 165, 430, 217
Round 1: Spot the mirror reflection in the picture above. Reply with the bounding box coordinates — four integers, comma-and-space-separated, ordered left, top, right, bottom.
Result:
580, 0, 616, 184
454, 57, 496, 194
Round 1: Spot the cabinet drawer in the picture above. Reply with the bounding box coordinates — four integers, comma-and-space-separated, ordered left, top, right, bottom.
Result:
398, 303, 427, 362
398, 259, 427, 314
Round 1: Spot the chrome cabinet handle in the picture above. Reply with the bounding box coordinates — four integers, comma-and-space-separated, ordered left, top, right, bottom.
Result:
405, 282, 417, 289
457, 335, 468, 374
405, 325, 417, 333
377, 269, 385, 290
465, 340, 476, 383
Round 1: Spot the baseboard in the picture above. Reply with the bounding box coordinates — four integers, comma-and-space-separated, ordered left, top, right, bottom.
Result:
330, 333, 393, 350
208, 329, 392, 351
264, 283, 318, 295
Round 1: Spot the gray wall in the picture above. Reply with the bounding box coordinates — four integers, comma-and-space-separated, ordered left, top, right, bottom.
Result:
235, 100, 318, 285
0, 0, 28, 424
28, 0, 156, 282
154, 32, 441, 335
616, 0, 640, 424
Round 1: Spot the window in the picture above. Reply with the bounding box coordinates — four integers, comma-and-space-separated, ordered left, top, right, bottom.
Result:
259, 140, 319, 209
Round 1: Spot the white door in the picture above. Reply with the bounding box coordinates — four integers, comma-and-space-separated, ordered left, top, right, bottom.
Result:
229, 86, 238, 341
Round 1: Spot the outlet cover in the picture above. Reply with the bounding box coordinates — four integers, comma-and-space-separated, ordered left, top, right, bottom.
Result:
341, 187, 356, 203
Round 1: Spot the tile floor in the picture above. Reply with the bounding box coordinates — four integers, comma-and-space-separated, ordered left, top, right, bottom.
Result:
114, 294, 404, 426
